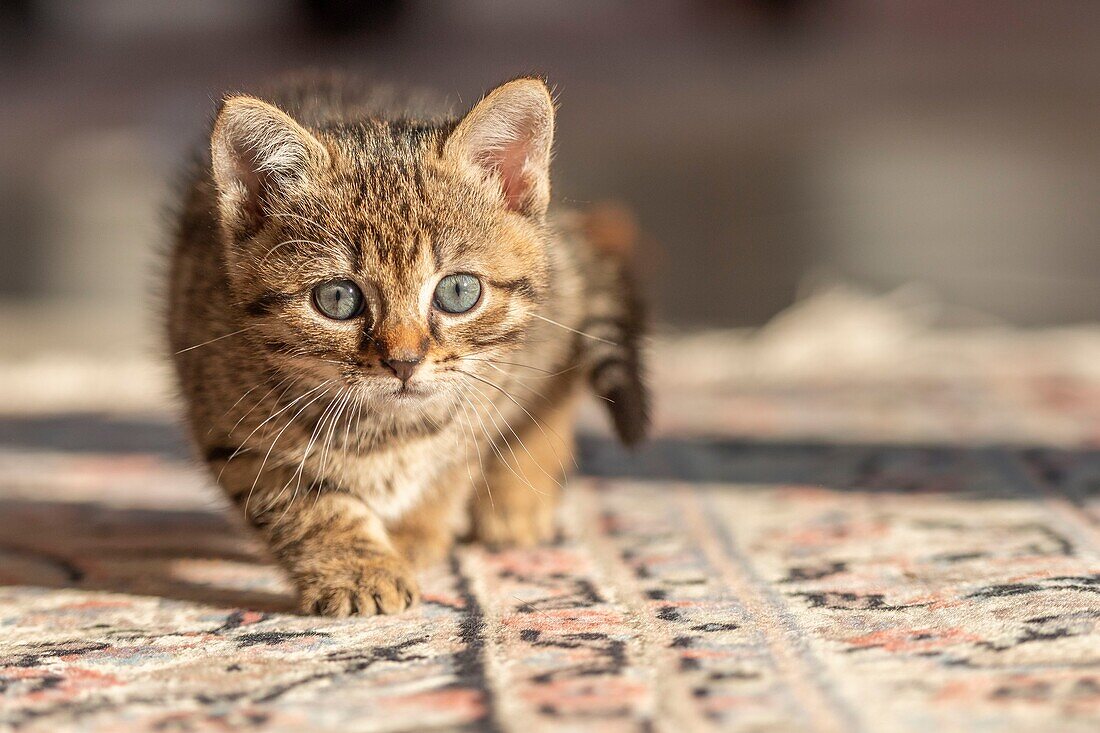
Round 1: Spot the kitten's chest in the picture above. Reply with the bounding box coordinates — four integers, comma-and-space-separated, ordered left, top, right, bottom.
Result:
328, 430, 457, 521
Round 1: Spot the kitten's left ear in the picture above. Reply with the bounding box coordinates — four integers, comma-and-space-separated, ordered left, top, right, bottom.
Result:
444, 78, 555, 219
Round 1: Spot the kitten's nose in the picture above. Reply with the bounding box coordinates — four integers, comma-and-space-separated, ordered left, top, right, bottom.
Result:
382, 358, 421, 383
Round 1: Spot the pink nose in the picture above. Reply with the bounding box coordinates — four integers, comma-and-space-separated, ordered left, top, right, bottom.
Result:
382, 358, 420, 383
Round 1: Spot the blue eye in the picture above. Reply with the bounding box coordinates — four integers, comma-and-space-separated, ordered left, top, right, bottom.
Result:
434, 274, 482, 314
312, 279, 364, 320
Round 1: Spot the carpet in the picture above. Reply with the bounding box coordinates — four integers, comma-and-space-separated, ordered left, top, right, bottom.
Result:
2, 291, 1100, 732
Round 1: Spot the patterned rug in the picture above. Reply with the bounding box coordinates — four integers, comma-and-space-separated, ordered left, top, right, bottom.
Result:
3, 294, 1100, 732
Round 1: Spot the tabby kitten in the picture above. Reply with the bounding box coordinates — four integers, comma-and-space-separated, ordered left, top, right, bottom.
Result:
167, 75, 647, 616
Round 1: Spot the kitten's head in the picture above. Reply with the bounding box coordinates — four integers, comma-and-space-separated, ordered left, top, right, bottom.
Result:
208, 78, 555, 412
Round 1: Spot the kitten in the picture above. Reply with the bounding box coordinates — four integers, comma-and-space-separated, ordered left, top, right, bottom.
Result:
166, 74, 648, 616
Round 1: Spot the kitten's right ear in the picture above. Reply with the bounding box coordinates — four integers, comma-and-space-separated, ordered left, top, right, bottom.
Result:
210, 96, 328, 239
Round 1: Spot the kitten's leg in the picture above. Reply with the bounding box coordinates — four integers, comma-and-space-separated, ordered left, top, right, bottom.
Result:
388, 472, 466, 569
469, 396, 577, 547
213, 455, 419, 616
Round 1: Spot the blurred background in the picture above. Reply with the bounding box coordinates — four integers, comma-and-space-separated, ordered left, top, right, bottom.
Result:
2, 0, 1100, 360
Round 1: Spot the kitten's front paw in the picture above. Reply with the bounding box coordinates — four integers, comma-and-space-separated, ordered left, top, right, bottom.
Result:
298, 555, 420, 617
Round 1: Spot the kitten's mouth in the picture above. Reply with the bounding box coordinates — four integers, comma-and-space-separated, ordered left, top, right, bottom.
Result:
391, 383, 426, 399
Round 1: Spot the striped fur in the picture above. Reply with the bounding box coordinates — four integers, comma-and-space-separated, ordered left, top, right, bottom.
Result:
166, 73, 648, 616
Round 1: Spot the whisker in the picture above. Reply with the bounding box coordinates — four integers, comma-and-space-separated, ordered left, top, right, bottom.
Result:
227, 375, 301, 439
209, 374, 284, 437
354, 392, 366, 459
220, 381, 266, 421
454, 386, 494, 510
246, 386, 333, 515
450, 393, 480, 503
340, 391, 358, 457
317, 389, 351, 479
455, 369, 577, 472
466, 381, 560, 492
309, 389, 353, 511
465, 385, 541, 491
214, 375, 300, 480
458, 356, 566, 376
175, 325, 257, 354
473, 361, 555, 404
530, 313, 618, 346
276, 387, 347, 522
241, 382, 334, 514
457, 381, 544, 497
230, 380, 332, 463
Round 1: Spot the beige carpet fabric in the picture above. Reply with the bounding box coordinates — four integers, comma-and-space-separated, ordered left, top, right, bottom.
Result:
2, 292, 1100, 732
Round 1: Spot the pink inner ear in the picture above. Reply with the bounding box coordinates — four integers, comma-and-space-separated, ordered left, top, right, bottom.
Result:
230, 143, 273, 227
482, 137, 531, 212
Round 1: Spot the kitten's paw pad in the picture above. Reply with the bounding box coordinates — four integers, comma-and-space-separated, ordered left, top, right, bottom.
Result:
300, 559, 420, 617
470, 501, 556, 549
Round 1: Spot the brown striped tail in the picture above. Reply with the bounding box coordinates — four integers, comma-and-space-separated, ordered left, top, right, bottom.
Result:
580, 205, 651, 446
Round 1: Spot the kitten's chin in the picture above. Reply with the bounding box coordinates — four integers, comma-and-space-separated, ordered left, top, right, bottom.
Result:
355, 380, 449, 414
